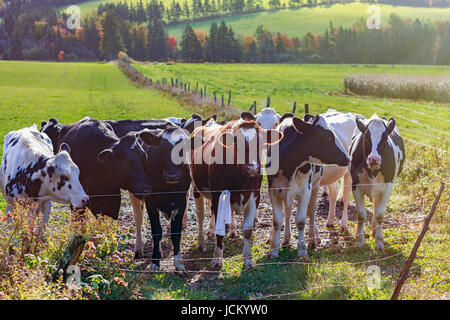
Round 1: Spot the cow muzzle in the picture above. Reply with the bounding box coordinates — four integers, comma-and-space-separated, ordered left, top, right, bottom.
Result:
367, 155, 381, 170
164, 172, 180, 184
246, 163, 261, 177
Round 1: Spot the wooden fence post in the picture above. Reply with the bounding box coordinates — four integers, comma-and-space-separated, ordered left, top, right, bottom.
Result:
390, 182, 446, 300
221, 94, 224, 107
266, 96, 270, 108
292, 101, 297, 114
228, 91, 231, 106
214, 91, 217, 103
52, 234, 86, 282
304, 103, 309, 114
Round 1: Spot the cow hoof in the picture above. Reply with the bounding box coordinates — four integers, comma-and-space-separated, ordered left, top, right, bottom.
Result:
211, 258, 223, 269
151, 263, 160, 271
207, 232, 215, 240
197, 244, 206, 253
175, 265, 187, 276
355, 239, 365, 248
297, 251, 309, 260
134, 251, 143, 260
243, 259, 254, 269
281, 238, 291, 247
375, 242, 385, 252
229, 230, 237, 239
326, 222, 335, 229
268, 250, 279, 259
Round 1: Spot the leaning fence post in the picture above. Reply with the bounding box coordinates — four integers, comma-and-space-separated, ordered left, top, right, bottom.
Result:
195, 82, 198, 93
52, 234, 86, 282
390, 182, 446, 300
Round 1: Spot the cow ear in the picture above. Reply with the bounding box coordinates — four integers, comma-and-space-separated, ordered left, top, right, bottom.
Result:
180, 118, 187, 125
303, 113, 315, 123
139, 129, 161, 146
292, 117, 312, 133
356, 118, 367, 134
279, 112, 294, 123
192, 113, 202, 120
59, 143, 71, 154
41, 121, 47, 129
264, 129, 284, 145
240, 111, 255, 121
386, 117, 396, 135
218, 132, 235, 148
97, 149, 115, 163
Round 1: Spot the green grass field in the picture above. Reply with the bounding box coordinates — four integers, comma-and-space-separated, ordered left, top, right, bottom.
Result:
134, 63, 450, 147
0, 60, 448, 300
164, 3, 450, 39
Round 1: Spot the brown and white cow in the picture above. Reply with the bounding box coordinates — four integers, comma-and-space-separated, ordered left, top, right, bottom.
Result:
190, 115, 283, 269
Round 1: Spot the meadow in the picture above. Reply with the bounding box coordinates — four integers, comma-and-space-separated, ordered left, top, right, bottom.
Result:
0, 60, 448, 300
134, 63, 450, 147
164, 3, 450, 39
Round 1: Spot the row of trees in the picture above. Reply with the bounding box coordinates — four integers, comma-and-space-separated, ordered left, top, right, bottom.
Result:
0, 0, 449, 64
98, 0, 357, 26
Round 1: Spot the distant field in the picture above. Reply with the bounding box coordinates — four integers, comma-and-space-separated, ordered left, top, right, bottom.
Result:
165, 3, 450, 39
0, 61, 189, 155
134, 63, 450, 147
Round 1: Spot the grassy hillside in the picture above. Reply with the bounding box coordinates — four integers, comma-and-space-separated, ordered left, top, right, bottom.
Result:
134, 63, 450, 147
165, 3, 450, 39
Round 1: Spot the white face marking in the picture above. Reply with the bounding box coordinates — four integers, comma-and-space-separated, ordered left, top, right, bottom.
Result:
367, 119, 385, 161
256, 108, 281, 129
240, 128, 257, 142
163, 130, 188, 146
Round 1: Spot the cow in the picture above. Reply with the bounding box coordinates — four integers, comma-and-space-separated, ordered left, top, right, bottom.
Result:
105, 119, 192, 272
241, 108, 294, 130
190, 115, 283, 269
350, 114, 405, 251
164, 114, 217, 134
1, 125, 88, 228
40, 116, 159, 218
266, 115, 350, 259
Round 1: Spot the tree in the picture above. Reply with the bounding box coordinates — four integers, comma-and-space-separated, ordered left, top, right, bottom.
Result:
180, 23, 203, 61
101, 5, 125, 60
147, 1, 168, 61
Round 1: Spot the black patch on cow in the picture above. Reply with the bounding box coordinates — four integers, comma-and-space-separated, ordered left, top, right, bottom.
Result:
5, 156, 48, 198
68, 184, 72, 190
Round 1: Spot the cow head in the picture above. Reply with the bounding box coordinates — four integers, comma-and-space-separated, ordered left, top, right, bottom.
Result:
153, 126, 190, 184
218, 118, 284, 177
292, 115, 350, 167
355, 115, 396, 171
40, 118, 63, 151
45, 143, 89, 208
242, 108, 280, 130
97, 129, 161, 198
182, 114, 217, 133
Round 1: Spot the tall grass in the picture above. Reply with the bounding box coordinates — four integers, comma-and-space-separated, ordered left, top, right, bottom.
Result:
344, 74, 450, 103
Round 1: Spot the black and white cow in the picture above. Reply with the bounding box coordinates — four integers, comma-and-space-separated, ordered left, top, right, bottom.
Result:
1, 125, 88, 226
105, 119, 192, 272
267, 115, 350, 258
40, 117, 159, 218
350, 114, 405, 251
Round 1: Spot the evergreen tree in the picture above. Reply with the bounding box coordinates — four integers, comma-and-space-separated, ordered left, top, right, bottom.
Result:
180, 23, 203, 61
101, 5, 125, 60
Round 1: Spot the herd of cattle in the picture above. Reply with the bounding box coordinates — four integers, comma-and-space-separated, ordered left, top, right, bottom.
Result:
0, 108, 405, 272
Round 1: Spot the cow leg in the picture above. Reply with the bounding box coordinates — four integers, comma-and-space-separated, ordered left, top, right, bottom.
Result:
242, 195, 257, 269
38, 200, 52, 237
296, 187, 311, 258
269, 190, 283, 258
340, 171, 351, 232
325, 181, 338, 228
207, 198, 215, 240
182, 191, 189, 230
229, 210, 237, 238
130, 193, 145, 259
307, 185, 320, 249
5, 203, 13, 223
171, 198, 186, 273
211, 195, 223, 269
372, 184, 393, 252
194, 190, 206, 253
147, 206, 163, 271
281, 201, 292, 247
353, 188, 367, 248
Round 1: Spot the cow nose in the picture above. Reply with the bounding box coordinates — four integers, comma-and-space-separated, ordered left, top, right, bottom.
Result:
368, 155, 381, 164
81, 196, 89, 206
165, 173, 179, 184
